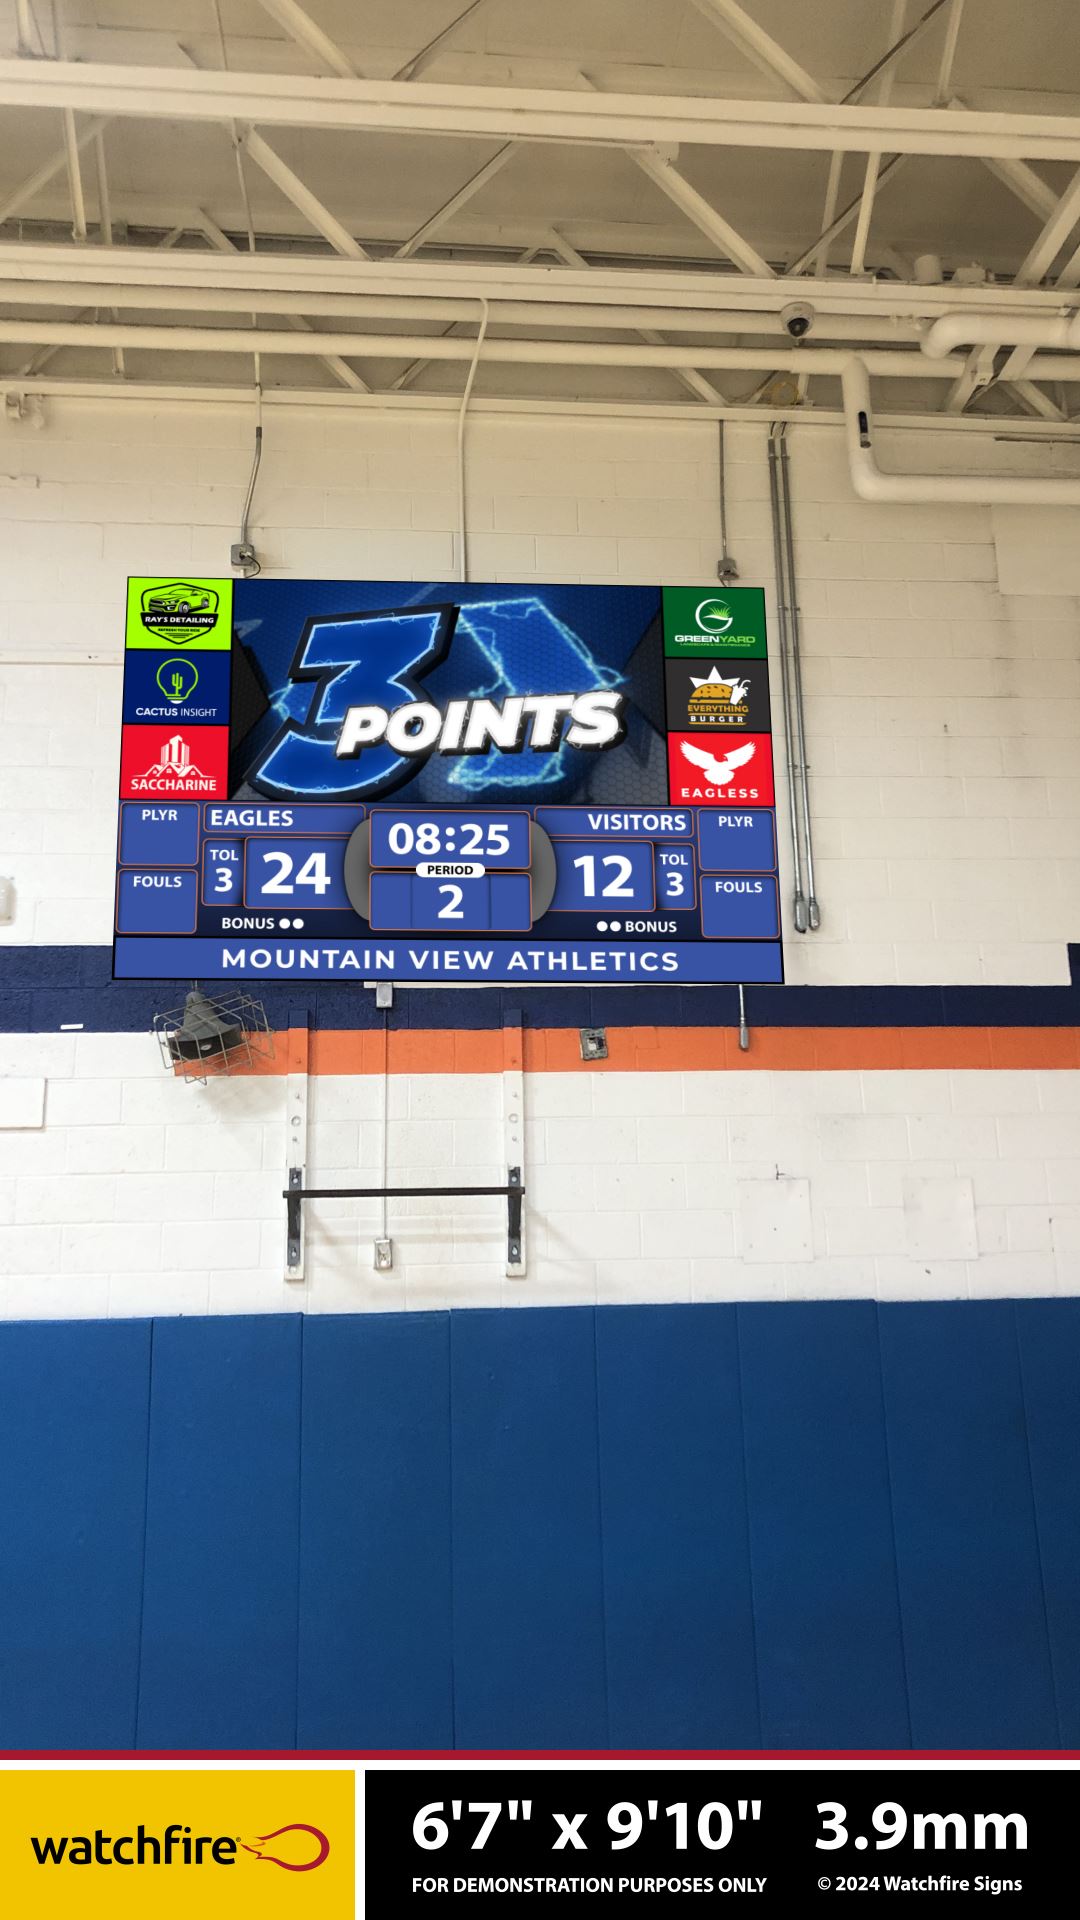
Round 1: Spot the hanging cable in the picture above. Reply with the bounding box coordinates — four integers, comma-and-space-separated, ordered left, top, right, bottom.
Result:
457, 297, 490, 583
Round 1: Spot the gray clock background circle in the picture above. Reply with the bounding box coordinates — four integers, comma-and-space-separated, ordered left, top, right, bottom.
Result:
343, 818, 557, 923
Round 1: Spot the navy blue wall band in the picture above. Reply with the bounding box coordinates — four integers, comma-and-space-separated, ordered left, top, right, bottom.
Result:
2, 944, 1080, 1033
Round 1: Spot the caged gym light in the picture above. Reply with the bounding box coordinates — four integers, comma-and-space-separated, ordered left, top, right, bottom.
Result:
153, 986, 274, 1086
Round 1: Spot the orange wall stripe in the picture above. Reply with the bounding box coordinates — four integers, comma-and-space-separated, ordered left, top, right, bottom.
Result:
250, 1026, 1080, 1077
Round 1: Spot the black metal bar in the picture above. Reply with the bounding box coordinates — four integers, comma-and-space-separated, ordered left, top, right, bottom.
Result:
282, 1185, 521, 1199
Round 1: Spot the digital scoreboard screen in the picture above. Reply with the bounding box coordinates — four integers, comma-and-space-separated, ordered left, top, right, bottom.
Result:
113, 578, 783, 985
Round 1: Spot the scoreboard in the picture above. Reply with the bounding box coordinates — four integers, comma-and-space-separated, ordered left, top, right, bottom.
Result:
112, 577, 783, 985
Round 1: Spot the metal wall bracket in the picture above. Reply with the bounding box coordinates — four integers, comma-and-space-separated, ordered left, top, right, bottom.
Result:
284, 1008, 310, 1282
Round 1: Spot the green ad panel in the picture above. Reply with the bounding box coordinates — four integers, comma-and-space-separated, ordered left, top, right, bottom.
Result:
662, 585, 768, 658
126, 577, 233, 650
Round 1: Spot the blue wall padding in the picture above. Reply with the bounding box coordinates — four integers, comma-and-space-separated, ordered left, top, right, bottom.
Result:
135, 1314, 303, 1750
297, 1313, 454, 1750
739, 1301, 911, 1751
1, 1299, 1078, 1752
595, 1304, 760, 1749
449, 1308, 609, 1750
0, 1320, 151, 1750
1015, 1299, 1080, 1746
879, 1301, 1059, 1749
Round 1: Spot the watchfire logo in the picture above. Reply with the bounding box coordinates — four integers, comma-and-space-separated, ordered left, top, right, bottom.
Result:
0, 1769, 351, 1917
29, 1819, 330, 1872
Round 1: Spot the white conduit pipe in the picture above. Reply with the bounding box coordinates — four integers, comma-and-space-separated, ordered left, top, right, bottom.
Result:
4, 317, 1080, 380
457, 297, 489, 582
841, 355, 1080, 503
0, 280, 925, 340
922, 309, 1080, 357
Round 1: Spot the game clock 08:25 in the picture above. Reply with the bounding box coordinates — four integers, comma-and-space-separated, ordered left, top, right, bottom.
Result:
369, 809, 531, 870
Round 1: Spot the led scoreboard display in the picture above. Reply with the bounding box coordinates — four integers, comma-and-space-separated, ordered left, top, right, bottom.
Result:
113, 577, 783, 984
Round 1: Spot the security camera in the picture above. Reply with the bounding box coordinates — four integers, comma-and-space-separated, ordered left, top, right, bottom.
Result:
781, 301, 816, 340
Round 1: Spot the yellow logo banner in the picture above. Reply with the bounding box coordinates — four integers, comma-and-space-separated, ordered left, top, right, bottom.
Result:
0, 1770, 353, 1917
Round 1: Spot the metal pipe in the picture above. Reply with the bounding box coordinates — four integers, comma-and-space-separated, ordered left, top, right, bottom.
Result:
3, 317, 1079, 379
5, 373, 1080, 441
842, 354, 1080, 502
767, 425, 807, 932
0, 281, 928, 339
457, 296, 489, 581
738, 983, 750, 1051
4, 242, 1075, 316
923, 310, 1080, 357
778, 428, 820, 930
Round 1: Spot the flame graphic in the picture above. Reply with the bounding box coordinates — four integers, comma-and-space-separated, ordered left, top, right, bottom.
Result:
241, 1823, 330, 1871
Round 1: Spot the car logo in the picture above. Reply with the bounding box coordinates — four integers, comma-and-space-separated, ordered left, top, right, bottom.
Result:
140, 583, 220, 643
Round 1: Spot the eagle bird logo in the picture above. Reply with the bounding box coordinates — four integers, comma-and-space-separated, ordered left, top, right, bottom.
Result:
679, 739, 757, 785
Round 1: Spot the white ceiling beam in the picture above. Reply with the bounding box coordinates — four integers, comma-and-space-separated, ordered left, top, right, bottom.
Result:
687, 0, 826, 103
950, 164, 1080, 403
632, 149, 774, 276
980, 154, 1059, 221
194, 204, 368, 391
850, 0, 909, 277
61, 110, 88, 242
14, 0, 41, 57
545, 227, 727, 405
394, 142, 516, 257
93, 129, 125, 376
4, 377, 1079, 439
787, 155, 908, 275
934, 0, 965, 100
252, 0, 359, 79
239, 126, 369, 258
393, 1, 496, 84
3, 61, 1080, 160
6, 242, 1076, 322
1009, 378, 1067, 421
0, 115, 110, 225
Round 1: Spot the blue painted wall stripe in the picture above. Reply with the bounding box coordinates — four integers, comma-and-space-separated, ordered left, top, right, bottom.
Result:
2, 944, 1080, 1032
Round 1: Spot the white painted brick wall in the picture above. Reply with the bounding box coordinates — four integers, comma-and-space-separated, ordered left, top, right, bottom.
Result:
0, 1033, 1077, 1315
2, 396, 1079, 1316
2, 399, 1079, 981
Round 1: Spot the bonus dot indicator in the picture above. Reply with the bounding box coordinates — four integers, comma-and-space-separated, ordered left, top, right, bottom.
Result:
597, 920, 608, 932
855, 1837, 868, 1851
609, 920, 622, 932
294, 917, 304, 929
280, 918, 292, 929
